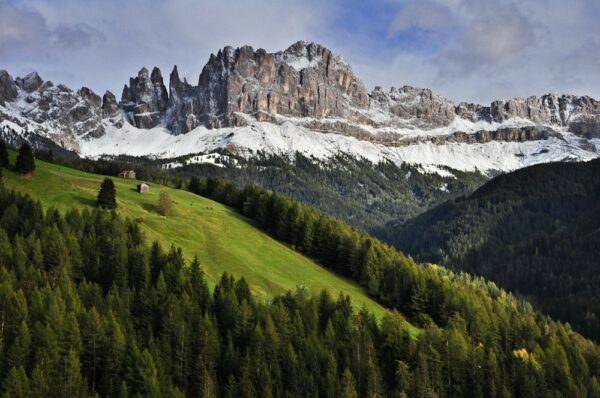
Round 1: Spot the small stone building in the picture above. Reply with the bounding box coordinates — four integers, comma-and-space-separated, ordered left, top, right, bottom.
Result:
137, 183, 150, 194
119, 170, 136, 179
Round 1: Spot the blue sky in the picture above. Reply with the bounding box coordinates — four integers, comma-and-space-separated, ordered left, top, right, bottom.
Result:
1, 0, 600, 104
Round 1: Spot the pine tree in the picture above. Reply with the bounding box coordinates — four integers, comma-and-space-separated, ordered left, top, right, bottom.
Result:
1, 366, 31, 398
395, 361, 413, 396
188, 176, 203, 195
137, 350, 161, 398
14, 143, 35, 174
0, 139, 8, 168
340, 368, 358, 398
412, 353, 438, 398
62, 350, 87, 397
97, 178, 117, 209
4, 321, 31, 370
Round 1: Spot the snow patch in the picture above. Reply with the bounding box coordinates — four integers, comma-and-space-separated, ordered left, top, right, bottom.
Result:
77, 120, 598, 176
162, 153, 237, 169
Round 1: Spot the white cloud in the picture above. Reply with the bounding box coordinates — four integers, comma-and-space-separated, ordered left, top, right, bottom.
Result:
1, 0, 600, 105
345, 0, 600, 104
388, 0, 455, 37
3, 0, 329, 95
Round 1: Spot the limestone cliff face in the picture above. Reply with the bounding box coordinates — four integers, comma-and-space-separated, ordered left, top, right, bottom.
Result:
112, 41, 600, 141
0, 70, 18, 106
163, 41, 369, 132
102, 91, 119, 117
120, 67, 169, 129
2, 41, 600, 154
487, 94, 600, 125
370, 85, 456, 128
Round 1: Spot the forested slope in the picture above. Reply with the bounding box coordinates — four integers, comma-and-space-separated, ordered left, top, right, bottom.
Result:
1, 152, 389, 319
164, 153, 487, 237
2, 167, 600, 396
393, 158, 600, 340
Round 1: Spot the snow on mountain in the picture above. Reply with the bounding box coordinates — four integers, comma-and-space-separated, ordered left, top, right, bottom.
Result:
74, 119, 597, 175
1, 40, 600, 176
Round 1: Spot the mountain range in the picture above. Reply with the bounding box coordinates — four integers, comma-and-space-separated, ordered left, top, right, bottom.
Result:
4, 39, 600, 396
1, 41, 599, 175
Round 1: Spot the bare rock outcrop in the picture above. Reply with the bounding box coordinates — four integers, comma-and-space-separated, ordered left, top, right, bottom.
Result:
102, 91, 119, 117
120, 67, 169, 129
371, 85, 456, 128
1, 41, 599, 156
172, 41, 370, 132
15, 72, 44, 93
0, 70, 18, 105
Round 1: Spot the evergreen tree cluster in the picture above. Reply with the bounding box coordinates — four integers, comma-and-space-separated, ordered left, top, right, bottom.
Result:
176, 153, 486, 237
190, 176, 600, 396
0, 141, 36, 175
393, 158, 600, 341
1, 169, 600, 396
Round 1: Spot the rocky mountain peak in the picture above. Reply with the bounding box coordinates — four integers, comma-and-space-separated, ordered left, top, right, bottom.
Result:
168, 65, 185, 101
137, 67, 150, 79
169, 65, 181, 88
1, 41, 599, 162
150, 67, 164, 85
16, 72, 44, 93
172, 41, 370, 131
280, 40, 350, 71
120, 66, 168, 129
102, 90, 119, 117
0, 70, 18, 105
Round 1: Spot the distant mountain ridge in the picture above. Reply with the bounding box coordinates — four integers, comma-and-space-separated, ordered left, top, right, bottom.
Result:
1, 41, 599, 174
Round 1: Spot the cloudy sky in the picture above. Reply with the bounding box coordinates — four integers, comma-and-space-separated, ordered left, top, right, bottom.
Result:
1, 0, 599, 104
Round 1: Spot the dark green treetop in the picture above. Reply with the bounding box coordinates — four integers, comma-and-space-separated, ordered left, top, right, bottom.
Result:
97, 177, 117, 209
0, 140, 9, 168
15, 143, 35, 174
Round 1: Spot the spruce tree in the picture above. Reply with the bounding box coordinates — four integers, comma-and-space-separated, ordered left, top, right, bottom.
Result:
0, 139, 9, 168
97, 178, 117, 209
2, 367, 31, 398
15, 143, 35, 174
340, 368, 358, 398
188, 176, 203, 195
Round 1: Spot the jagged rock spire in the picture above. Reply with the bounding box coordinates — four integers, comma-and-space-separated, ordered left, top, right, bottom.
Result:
0, 70, 18, 105
119, 66, 169, 128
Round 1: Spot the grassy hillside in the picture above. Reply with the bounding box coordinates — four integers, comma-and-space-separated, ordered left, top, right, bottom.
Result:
2, 152, 397, 323
165, 153, 486, 239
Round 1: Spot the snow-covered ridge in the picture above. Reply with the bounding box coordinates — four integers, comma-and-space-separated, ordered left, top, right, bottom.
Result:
75, 120, 598, 175
1, 40, 599, 176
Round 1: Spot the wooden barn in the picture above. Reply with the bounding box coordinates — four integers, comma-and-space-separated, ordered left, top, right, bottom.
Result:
137, 183, 150, 194
119, 170, 136, 179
